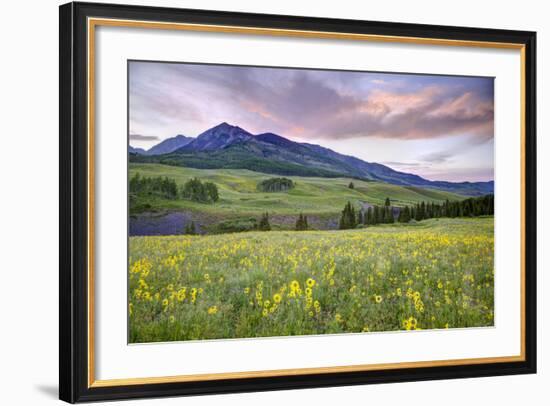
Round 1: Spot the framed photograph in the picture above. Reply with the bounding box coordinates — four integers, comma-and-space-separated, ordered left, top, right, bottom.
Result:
59, 2, 536, 403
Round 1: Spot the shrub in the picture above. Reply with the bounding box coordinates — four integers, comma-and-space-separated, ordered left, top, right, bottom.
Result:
211, 218, 258, 234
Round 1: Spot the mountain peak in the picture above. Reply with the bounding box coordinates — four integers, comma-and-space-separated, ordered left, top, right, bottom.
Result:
176, 122, 253, 152
213, 121, 234, 130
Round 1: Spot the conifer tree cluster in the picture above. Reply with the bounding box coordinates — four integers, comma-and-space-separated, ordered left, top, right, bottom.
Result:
397, 194, 494, 223
129, 173, 221, 205
129, 173, 178, 199
363, 204, 395, 225
339, 194, 493, 229
361, 197, 395, 225
295, 213, 309, 231
181, 177, 220, 203
339, 202, 358, 229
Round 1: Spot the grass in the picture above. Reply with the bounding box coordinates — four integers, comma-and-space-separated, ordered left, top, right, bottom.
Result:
129, 163, 466, 218
129, 217, 494, 343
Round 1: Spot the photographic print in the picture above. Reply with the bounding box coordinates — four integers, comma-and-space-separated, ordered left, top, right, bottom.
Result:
128, 61, 495, 343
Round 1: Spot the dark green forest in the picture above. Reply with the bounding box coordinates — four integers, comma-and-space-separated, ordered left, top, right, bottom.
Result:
129, 173, 219, 211
344, 194, 494, 228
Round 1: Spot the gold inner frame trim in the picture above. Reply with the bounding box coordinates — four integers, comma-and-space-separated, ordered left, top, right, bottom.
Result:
87, 17, 527, 388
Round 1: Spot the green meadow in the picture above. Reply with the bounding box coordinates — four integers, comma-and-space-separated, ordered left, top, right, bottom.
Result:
129, 163, 464, 219
129, 217, 494, 342
128, 163, 494, 342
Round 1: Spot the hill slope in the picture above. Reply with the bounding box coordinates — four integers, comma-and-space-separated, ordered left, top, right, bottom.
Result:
129, 163, 466, 217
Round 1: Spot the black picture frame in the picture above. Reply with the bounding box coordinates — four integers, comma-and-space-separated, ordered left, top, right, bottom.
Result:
59, 1, 537, 403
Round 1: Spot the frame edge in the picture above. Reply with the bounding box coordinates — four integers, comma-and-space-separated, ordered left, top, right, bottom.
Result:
59, 1, 76, 403
59, 1, 537, 402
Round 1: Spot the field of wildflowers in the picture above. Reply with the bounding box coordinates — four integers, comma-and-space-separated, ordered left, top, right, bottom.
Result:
129, 217, 494, 343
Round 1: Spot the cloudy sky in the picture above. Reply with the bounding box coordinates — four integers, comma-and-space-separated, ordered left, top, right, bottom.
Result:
129, 61, 494, 182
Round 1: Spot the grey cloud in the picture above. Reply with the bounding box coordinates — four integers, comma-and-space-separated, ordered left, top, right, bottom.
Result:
382, 161, 423, 167
129, 133, 160, 141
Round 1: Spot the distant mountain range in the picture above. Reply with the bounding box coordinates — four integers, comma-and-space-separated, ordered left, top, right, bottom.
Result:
130, 134, 193, 156
130, 122, 494, 196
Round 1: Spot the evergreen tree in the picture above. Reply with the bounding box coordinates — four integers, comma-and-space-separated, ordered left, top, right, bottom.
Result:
349, 204, 356, 228
295, 213, 309, 231
385, 197, 391, 207
348, 181, 355, 189
386, 206, 395, 223
420, 201, 428, 220
258, 212, 271, 231
414, 203, 422, 221
365, 207, 373, 225
397, 209, 404, 223
426, 202, 433, 219
295, 213, 303, 231
184, 221, 197, 235
398, 206, 411, 223
373, 205, 382, 224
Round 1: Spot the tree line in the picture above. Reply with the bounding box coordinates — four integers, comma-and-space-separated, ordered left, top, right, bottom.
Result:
129, 173, 219, 204
397, 194, 494, 223
339, 194, 494, 229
